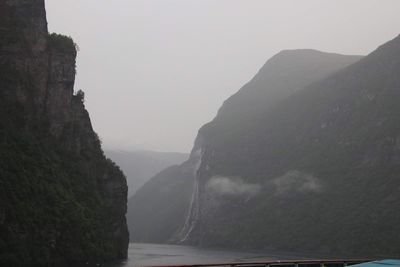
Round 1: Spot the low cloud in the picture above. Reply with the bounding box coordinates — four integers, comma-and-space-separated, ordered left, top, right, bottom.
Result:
206, 176, 261, 197
272, 170, 322, 195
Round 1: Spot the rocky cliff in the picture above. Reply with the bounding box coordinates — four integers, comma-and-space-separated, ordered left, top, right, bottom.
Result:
0, 0, 128, 265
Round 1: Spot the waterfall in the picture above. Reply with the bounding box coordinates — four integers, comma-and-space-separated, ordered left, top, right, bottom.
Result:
173, 146, 203, 243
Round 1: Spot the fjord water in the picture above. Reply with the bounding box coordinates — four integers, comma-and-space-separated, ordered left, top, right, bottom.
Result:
109, 243, 322, 267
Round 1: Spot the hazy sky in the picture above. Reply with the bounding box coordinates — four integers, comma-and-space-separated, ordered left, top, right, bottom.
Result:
46, 0, 400, 153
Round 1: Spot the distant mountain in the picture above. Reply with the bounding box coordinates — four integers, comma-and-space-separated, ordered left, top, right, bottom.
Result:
0, 1, 128, 265
127, 162, 195, 243
128, 49, 363, 246
107, 149, 188, 243
106, 150, 188, 197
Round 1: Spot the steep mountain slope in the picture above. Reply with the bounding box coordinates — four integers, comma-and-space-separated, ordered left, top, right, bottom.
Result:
106, 150, 188, 197
184, 34, 400, 257
0, 1, 128, 265
128, 50, 362, 244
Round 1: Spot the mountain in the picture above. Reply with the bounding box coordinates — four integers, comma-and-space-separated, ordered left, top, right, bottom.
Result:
0, 1, 128, 266
128, 49, 363, 245
182, 34, 400, 257
105, 150, 188, 197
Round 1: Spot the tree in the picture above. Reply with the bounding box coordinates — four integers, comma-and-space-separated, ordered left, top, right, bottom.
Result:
75, 89, 85, 103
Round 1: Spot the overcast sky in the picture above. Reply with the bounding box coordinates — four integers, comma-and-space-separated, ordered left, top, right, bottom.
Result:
46, 0, 400, 153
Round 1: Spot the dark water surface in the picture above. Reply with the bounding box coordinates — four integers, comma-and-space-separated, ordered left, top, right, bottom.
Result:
109, 243, 319, 267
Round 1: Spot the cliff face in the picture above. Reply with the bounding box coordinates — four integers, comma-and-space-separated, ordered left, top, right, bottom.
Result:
0, 1, 128, 265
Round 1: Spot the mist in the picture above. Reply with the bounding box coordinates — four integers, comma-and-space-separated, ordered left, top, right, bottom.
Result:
45, 0, 400, 152
206, 176, 261, 197
272, 170, 322, 195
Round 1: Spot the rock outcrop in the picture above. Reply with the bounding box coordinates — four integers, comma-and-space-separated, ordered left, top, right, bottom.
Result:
0, 1, 128, 265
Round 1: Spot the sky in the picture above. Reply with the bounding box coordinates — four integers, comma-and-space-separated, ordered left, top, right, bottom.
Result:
46, 0, 400, 153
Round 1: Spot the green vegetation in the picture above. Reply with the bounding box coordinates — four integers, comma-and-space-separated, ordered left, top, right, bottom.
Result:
0, 1, 128, 266
75, 89, 85, 103
0, 115, 124, 265
48, 33, 77, 54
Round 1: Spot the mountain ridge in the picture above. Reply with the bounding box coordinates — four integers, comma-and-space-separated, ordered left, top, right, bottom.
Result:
183, 33, 400, 257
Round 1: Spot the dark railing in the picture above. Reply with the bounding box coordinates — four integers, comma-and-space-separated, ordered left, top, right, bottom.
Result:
145, 259, 372, 267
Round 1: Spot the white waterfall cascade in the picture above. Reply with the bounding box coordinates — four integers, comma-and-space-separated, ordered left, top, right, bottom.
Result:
175, 147, 203, 243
